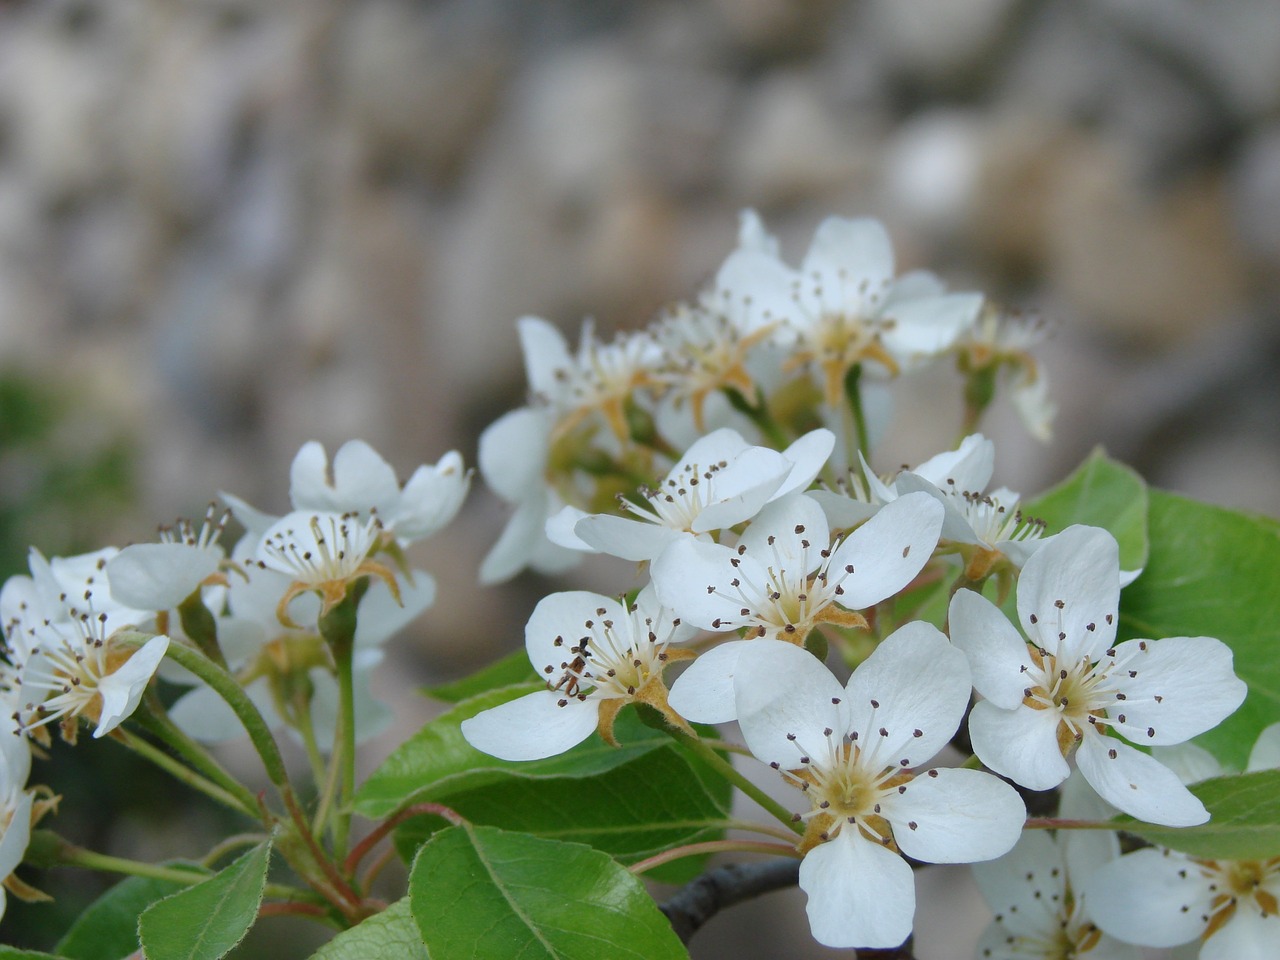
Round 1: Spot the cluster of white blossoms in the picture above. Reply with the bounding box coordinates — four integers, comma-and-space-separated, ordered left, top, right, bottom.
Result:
0, 439, 469, 909
477, 211, 1052, 584
461, 213, 1254, 953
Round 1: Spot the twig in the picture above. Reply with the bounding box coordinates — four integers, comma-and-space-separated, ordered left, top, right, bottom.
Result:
659, 858, 800, 944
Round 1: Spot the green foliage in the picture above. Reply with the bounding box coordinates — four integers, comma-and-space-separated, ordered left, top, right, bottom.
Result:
310, 899, 427, 960
409, 824, 689, 960
1120, 491, 1280, 768
55, 872, 187, 960
1025, 448, 1149, 571
424, 651, 538, 704
1117, 770, 1280, 860
137, 840, 272, 960
0, 951, 72, 960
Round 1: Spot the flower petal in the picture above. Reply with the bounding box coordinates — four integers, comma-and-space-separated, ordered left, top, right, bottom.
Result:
93, 635, 170, 738
775, 429, 836, 498
1017, 526, 1119, 661
460, 691, 600, 761
667, 639, 756, 724
948, 588, 1033, 710
1247, 721, 1280, 772
1200, 907, 1280, 960
971, 831, 1066, 938
798, 830, 915, 949
827, 492, 943, 610
524, 591, 623, 680
573, 514, 680, 562
517, 315, 573, 401
0, 791, 33, 882
106, 543, 222, 612
886, 767, 1024, 864
1107, 637, 1246, 746
1085, 848, 1210, 948
1075, 734, 1208, 826
844, 621, 971, 767
801, 217, 895, 295
355, 570, 436, 648
968, 700, 1070, 791
733, 639, 845, 768
478, 407, 550, 504
651, 538, 752, 632
391, 451, 469, 542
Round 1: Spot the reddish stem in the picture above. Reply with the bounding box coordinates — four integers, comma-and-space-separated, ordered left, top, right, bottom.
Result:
343, 802, 466, 876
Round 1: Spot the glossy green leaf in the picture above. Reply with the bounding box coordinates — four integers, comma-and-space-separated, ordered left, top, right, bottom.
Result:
392, 730, 730, 867
409, 824, 688, 960
1116, 770, 1280, 860
1025, 448, 1148, 571
424, 650, 538, 704
1119, 491, 1280, 767
137, 839, 271, 960
0, 951, 72, 960
310, 898, 428, 960
354, 685, 689, 819
56, 871, 188, 959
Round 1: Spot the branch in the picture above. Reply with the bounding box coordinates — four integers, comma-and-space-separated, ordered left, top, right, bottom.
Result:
659, 858, 799, 944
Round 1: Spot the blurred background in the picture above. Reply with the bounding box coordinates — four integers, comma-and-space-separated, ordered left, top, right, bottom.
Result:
1, 0, 1278, 955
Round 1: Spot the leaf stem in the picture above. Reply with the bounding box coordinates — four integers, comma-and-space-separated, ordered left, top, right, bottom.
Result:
133, 699, 262, 816
343, 802, 466, 876
111, 729, 254, 817
630, 840, 800, 875
1023, 817, 1116, 831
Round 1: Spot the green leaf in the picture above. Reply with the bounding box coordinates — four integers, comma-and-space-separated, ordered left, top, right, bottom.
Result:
0, 951, 72, 960
310, 898, 427, 960
137, 839, 272, 960
1119, 490, 1280, 768
1025, 448, 1149, 572
424, 650, 538, 704
57, 871, 188, 959
409, 824, 688, 960
392, 726, 731, 867
354, 685, 687, 820
1117, 770, 1280, 860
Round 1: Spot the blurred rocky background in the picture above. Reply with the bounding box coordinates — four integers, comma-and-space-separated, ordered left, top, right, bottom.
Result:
1, 0, 1278, 955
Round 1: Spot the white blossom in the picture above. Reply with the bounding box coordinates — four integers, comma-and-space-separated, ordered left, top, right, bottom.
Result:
461, 587, 696, 761
732, 626, 1024, 949
949, 526, 1246, 826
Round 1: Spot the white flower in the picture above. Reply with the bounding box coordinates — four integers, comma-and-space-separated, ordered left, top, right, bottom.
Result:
949, 526, 1247, 826
255, 510, 401, 627
716, 215, 982, 406
460, 587, 696, 761
558, 428, 834, 562
658, 492, 943, 723
956, 308, 1056, 442
224, 440, 468, 549
0, 715, 34, 924
731, 626, 1024, 949
973, 774, 1137, 960
1086, 847, 1280, 959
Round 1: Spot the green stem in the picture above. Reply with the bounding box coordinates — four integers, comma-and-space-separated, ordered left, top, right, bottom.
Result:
1023, 817, 1116, 831
178, 591, 226, 668
134, 699, 262, 816
629, 840, 800, 875
112, 729, 253, 817
159, 639, 290, 789
678, 736, 802, 834
843, 364, 870, 461
723, 387, 789, 450
317, 584, 365, 861
290, 691, 328, 792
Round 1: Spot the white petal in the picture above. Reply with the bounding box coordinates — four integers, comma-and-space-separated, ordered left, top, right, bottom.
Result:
736, 493, 830, 573
948, 588, 1034, 709
1085, 848, 1210, 948
911, 433, 994, 492
1075, 734, 1208, 826
844, 621, 971, 767
736, 208, 779, 257
517, 315, 573, 401
692, 447, 791, 532
775, 429, 836, 498
1107, 637, 1246, 746
667, 639, 755, 724
1011, 369, 1056, 442
1246, 721, 1280, 772
801, 217, 895, 294
308, 665, 393, 751
93, 636, 170, 737
799, 831, 915, 949
672, 428, 752, 471
219, 491, 277, 539
170, 680, 280, 743
0, 791, 33, 881
881, 292, 983, 361
0, 715, 30, 789
478, 407, 550, 503
479, 495, 552, 585
328, 440, 400, 514
968, 700, 1070, 791
460, 691, 600, 761
1017, 526, 1120, 661
106, 543, 222, 612
545, 506, 598, 552
1200, 908, 1280, 960
1149, 741, 1224, 786
827, 492, 943, 609
391, 451, 470, 542
523, 591, 623, 679
971, 831, 1065, 938
715, 249, 800, 336
887, 767, 1024, 864
651, 538, 751, 631
733, 640, 845, 768
354, 570, 436, 648
574, 514, 680, 562
808, 489, 881, 530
